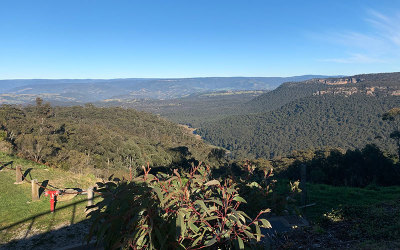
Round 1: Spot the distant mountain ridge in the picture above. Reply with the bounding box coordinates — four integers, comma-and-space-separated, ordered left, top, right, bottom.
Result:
245, 72, 400, 113
0, 75, 337, 104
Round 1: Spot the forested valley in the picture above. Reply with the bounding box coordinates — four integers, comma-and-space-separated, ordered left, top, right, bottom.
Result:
199, 94, 400, 158
2, 72, 400, 249
196, 72, 400, 159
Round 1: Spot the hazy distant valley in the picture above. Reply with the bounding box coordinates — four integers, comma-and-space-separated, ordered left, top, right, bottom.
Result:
0, 75, 333, 105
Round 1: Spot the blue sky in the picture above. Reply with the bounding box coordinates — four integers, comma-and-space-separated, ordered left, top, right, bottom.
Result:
0, 0, 399, 79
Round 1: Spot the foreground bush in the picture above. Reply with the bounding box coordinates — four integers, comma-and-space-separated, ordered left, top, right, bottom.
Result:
88, 164, 271, 249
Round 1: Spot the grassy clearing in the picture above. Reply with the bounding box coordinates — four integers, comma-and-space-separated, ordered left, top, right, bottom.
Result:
0, 152, 47, 170
305, 183, 400, 221
272, 180, 400, 249
274, 178, 400, 220
0, 153, 98, 243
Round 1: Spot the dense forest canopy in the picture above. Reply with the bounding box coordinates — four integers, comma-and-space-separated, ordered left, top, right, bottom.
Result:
197, 72, 400, 159
0, 100, 217, 175
245, 72, 400, 114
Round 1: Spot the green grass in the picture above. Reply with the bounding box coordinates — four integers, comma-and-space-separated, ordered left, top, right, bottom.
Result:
305, 183, 400, 221
0, 153, 98, 243
274, 178, 400, 221
0, 152, 48, 170
273, 179, 400, 248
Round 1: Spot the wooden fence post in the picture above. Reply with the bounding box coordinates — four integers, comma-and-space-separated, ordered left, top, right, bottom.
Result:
86, 187, 94, 213
14, 166, 23, 184
32, 179, 39, 201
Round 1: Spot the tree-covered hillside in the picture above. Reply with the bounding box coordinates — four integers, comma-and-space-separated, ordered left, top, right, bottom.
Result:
198, 94, 400, 158
0, 100, 215, 175
244, 81, 325, 113
245, 72, 400, 113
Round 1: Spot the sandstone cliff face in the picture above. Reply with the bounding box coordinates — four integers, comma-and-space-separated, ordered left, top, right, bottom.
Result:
318, 77, 361, 85
312, 85, 400, 97
308, 75, 400, 97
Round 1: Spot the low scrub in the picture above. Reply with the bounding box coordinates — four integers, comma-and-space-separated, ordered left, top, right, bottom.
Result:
88, 164, 272, 249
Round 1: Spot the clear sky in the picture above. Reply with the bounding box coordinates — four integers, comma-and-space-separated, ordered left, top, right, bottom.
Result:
1, 0, 399, 79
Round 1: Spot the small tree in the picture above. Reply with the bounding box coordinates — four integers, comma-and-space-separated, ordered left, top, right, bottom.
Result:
88, 164, 272, 249
382, 108, 400, 158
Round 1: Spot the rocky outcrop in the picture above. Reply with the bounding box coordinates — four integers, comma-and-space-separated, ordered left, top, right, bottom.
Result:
318, 77, 361, 85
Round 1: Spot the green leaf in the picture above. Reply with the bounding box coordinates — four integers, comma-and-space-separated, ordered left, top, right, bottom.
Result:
228, 214, 239, 222
238, 213, 246, 223
152, 187, 164, 203
195, 200, 211, 215
260, 219, 272, 228
191, 236, 202, 247
205, 180, 220, 186
176, 211, 186, 239
237, 211, 252, 220
243, 230, 255, 240
204, 215, 219, 221
255, 224, 262, 241
260, 208, 271, 214
191, 228, 206, 247
237, 237, 244, 249
146, 174, 157, 181
188, 221, 199, 233
136, 231, 147, 248
204, 236, 217, 247
233, 196, 247, 203
248, 181, 261, 188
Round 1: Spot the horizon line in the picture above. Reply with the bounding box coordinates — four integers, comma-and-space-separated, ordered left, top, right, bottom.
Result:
0, 74, 348, 81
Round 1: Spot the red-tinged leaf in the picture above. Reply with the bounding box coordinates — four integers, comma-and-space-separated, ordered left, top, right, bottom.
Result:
173, 169, 181, 178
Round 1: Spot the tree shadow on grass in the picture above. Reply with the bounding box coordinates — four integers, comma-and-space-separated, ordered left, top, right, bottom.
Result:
23, 168, 33, 181
39, 180, 49, 198
0, 196, 101, 250
0, 161, 13, 171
